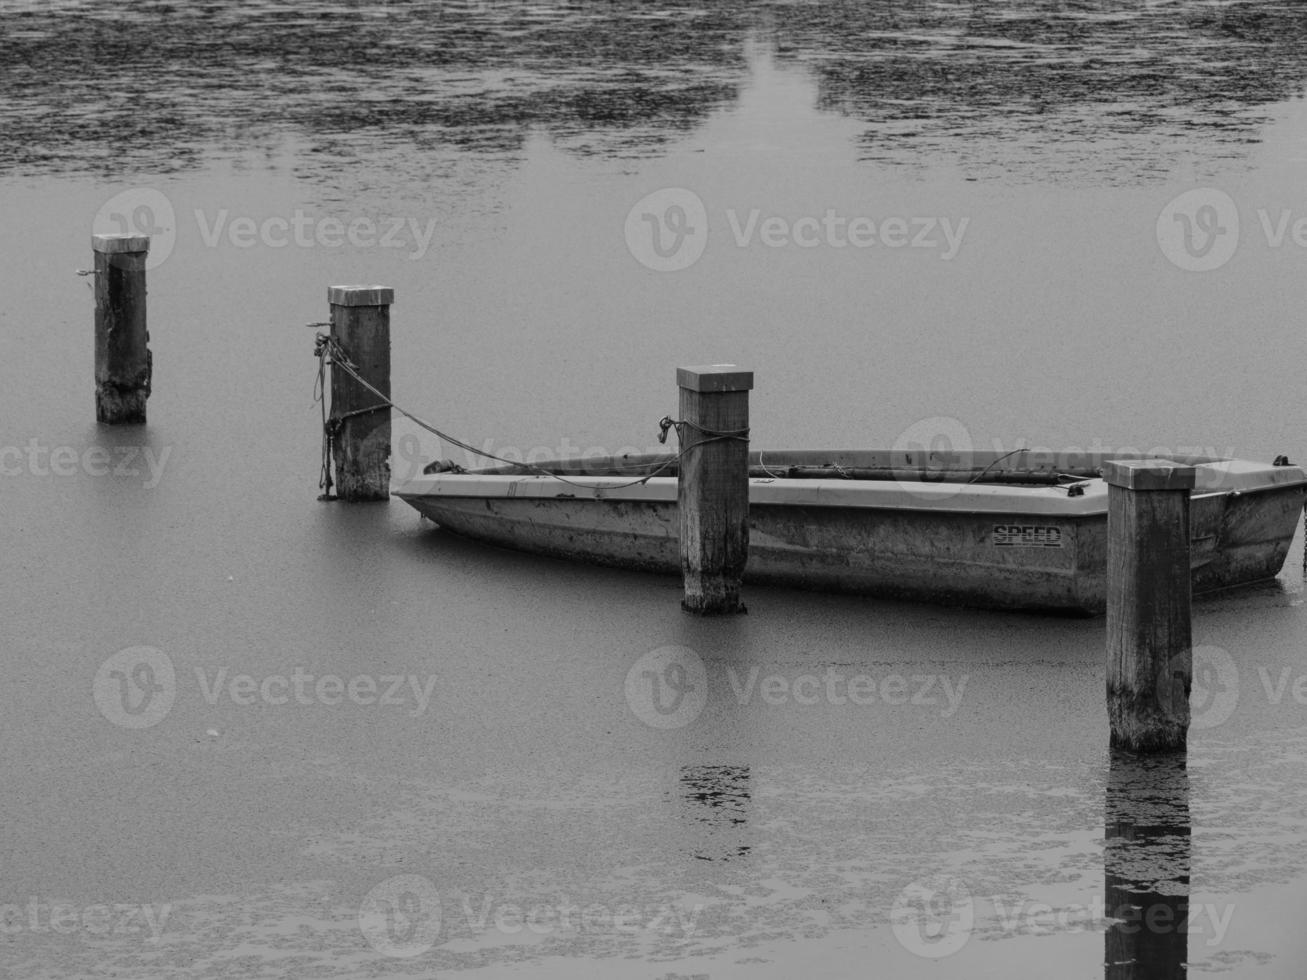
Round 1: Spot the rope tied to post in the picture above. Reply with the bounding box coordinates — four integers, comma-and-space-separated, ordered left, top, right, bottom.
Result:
312, 332, 735, 494
313, 331, 392, 499
657, 415, 750, 454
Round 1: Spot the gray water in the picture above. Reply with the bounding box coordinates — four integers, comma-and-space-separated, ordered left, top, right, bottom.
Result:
6, 1, 1307, 976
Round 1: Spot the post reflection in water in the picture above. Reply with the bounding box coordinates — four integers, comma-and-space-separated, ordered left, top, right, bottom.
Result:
1104, 749, 1191, 980
678, 764, 753, 864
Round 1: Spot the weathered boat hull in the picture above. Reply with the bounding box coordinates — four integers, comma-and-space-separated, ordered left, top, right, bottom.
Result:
395, 451, 1307, 614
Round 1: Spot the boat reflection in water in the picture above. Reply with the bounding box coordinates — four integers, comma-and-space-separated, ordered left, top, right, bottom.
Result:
1104, 749, 1190, 979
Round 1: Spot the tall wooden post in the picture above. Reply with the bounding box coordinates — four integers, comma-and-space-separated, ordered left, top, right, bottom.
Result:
677, 364, 752, 614
1104, 459, 1196, 752
93, 234, 151, 424
328, 285, 392, 501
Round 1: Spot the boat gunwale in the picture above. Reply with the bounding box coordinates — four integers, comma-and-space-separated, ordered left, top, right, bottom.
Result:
396, 452, 1307, 518
441, 449, 1237, 482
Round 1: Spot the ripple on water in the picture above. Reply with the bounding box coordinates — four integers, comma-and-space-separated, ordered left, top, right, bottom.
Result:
5, 0, 1307, 187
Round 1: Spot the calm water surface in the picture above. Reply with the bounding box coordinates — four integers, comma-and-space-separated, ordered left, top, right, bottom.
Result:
5, 1, 1307, 977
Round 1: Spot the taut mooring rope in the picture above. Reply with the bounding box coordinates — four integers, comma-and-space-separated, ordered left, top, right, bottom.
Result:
313, 333, 749, 495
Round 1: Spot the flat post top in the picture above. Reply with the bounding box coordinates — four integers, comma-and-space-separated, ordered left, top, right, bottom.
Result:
328, 285, 395, 307
92, 234, 151, 254
1102, 458, 1197, 491
677, 364, 754, 393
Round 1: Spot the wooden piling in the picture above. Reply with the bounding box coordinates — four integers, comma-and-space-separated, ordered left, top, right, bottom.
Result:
1104, 459, 1196, 752
676, 364, 752, 614
328, 285, 392, 501
93, 234, 151, 424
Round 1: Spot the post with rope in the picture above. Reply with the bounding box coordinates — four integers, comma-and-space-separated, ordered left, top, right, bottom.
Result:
92, 234, 151, 424
1104, 459, 1195, 753
323, 285, 392, 501
676, 364, 752, 614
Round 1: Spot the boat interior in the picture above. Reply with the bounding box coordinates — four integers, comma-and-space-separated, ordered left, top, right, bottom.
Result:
424, 449, 1239, 488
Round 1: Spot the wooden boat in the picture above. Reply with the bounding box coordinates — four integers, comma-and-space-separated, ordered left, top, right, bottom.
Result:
394, 449, 1307, 614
